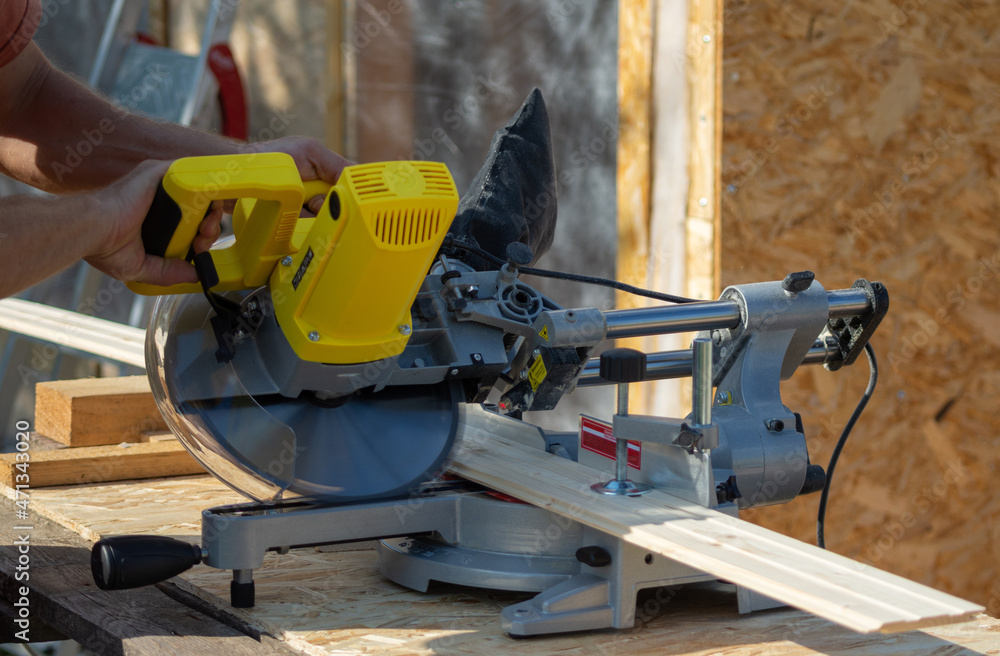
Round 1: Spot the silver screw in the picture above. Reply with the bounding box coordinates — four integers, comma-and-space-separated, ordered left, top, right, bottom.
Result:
472, 353, 482, 362
520, 369, 529, 380
450, 368, 459, 376
308, 331, 320, 342
399, 324, 412, 336
715, 391, 729, 404
532, 348, 541, 358
281, 255, 293, 266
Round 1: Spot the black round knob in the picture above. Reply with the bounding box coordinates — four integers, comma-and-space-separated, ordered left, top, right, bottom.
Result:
327, 189, 341, 220
575, 545, 612, 568
91, 535, 203, 590
505, 242, 534, 267
599, 348, 647, 383
231, 580, 256, 608
782, 270, 815, 294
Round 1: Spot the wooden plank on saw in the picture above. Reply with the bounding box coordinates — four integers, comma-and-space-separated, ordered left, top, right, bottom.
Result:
447, 406, 984, 635
35, 376, 165, 447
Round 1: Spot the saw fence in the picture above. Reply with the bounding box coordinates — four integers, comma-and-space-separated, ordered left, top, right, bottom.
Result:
2, 375, 999, 655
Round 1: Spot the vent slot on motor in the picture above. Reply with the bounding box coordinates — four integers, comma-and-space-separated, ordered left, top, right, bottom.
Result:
373, 209, 442, 246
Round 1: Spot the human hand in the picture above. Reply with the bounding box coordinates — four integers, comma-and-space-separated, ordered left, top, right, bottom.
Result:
188, 138, 353, 252
85, 160, 201, 286
251, 136, 353, 215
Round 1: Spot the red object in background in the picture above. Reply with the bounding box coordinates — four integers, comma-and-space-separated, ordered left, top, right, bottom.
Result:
133, 35, 248, 140
207, 43, 248, 140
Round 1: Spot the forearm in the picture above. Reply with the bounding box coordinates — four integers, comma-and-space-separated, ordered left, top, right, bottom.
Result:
0, 44, 240, 192
0, 193, 107, 297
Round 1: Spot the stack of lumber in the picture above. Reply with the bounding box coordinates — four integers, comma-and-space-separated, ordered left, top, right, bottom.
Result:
0, 376, 203, 487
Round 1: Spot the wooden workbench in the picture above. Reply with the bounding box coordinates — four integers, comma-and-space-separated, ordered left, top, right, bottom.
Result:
3, 475, 1000, 656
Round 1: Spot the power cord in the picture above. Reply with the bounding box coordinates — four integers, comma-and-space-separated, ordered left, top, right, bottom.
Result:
442, 239, 700, 305
817, 341, 878, 549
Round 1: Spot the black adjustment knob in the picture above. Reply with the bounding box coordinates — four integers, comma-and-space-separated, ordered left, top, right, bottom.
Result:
798, 464, 827, 496
231, 580, 256, 608
715, 475, 742, 505
782, 270, 815, 294
575, 545, 612, 568
505, 242, 534, 267
91, 536, 203, 591
599, 348, 647, 383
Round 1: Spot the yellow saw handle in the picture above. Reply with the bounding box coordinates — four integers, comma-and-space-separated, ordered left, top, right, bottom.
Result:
127, 153, 332, 296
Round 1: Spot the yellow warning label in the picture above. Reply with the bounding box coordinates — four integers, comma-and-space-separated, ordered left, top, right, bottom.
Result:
528, 355, 547, 391
538, 325, 550, 341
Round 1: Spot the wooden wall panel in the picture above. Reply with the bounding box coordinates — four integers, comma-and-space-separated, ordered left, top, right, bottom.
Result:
721, 0, 1000, 613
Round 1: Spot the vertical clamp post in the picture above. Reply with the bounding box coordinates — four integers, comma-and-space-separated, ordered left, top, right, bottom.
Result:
591, 348, 652, 497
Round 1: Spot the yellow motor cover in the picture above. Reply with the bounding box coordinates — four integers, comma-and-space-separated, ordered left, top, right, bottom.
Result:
129, 153, 458, 365
271, 160, 458, 364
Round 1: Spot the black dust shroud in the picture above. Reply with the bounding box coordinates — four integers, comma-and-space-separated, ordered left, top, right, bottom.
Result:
446, 87, 557, 271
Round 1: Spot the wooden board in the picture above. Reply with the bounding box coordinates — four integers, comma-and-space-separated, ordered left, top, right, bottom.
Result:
11, 475, 1000, 656
0, 298, 145, 367
618, 0, 722, 418
0, 439, 203, 488
446, 407, 983, 635
35, 376, 166, 447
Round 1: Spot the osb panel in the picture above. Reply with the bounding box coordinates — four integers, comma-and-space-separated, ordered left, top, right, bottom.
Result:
721, 1, 1000, 613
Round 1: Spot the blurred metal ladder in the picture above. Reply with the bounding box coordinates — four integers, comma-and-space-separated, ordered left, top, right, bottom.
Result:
89, 0, 244, 132
0, 0, 247, 435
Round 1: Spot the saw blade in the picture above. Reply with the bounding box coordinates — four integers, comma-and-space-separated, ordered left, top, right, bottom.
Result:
147, 292, 460, 503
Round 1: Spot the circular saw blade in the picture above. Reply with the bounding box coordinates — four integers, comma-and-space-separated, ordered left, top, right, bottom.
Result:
147, 292, 460, 503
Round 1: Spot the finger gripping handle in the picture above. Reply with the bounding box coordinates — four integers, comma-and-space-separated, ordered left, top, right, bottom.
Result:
140, 180, 187, 258
130, 152, 325, 295
91, 535, 203, 590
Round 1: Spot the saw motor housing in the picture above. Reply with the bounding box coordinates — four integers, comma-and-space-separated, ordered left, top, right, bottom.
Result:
130, 153, 458, 368
268, 160, 458, 364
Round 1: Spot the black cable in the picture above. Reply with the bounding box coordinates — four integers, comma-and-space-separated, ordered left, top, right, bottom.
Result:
518, 266, 699, 304
442, 239, 700, 305
816, 342, 878, 549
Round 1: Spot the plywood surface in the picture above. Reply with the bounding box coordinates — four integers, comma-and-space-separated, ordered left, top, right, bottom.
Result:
720, 0, 1000, 615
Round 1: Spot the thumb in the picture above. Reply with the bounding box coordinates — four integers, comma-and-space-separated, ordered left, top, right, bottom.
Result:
133, 253, 199, 287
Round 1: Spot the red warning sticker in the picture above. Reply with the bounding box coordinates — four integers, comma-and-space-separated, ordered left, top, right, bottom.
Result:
579, 415, 641, 469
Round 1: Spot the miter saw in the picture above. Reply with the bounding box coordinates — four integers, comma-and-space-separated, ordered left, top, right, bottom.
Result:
90, 91, 888, 636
